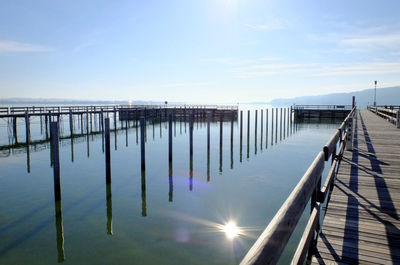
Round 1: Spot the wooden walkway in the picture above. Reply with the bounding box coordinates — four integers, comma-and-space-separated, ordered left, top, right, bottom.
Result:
313, 109, 400, 264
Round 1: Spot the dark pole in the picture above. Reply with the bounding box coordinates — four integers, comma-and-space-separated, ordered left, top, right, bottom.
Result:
105, 118, 111, 184
140, 117, 146, 171
169, 114, 173, 163
51, 122, 61, 201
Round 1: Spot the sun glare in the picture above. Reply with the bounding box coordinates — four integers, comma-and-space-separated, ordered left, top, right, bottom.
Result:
222, 221, 240, 239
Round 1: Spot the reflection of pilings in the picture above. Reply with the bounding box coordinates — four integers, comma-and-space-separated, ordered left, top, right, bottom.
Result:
169, 161, 173, 202
106, 183, 113, 235
140, 117, 146, 171
54, 199, 65, 263
189, 154, 193, 191
169, 115, 173, 163
240, 111, 243, 163
105, 118, 111, 184
70, 137, 74, 162
26, 144, 30, 173
141, 170, 147, 216
86, 134, 90, 157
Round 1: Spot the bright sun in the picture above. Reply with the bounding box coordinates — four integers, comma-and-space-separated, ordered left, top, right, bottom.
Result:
222, 221, 240, 239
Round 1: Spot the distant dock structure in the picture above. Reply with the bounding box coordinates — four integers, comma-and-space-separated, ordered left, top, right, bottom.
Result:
293, 104, 352, 120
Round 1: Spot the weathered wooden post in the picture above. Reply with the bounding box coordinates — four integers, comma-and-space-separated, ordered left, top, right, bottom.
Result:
207, 114, 211, 156
101, 108, 104, 132
105, 118, 111, 184
275, 107, 278, 143
260, 109, 263, 149
169, 115, 173, 163
140, 117, 146, 171
283, 108, 286, 139
13, 117, 18, 142
240, 110, 243, 145
271, 108, 274, 145
25, 111, 30, 145
51, 122, 61, 201
86, 109, 89, 134
247, 110, 250, 143
189, 113, 194, 159
352, 96, 355, 109
280, 108, 282, 140
69, 109, 73, 136
346, 114, 354, 151
397, 111, 400, 128
219, 114, 223, 149
255, 109, 258, 141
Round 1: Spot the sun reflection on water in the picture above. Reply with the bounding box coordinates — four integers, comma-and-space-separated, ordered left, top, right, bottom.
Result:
222, 220, 240, 239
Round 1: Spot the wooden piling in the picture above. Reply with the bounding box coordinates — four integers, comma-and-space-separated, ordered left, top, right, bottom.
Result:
105, 118, 111, 183
261, 110, 263, 149
207, 114, 210, 155
220, 115, 223, 149
190, 114, 194, 159
169, 115, 173, 163
140, 117, 146, 171
255, 109, 258, 141
266, 109, 268, 148
69, 110, 73, 136
50, 122, 61, 201
25, 111, 30, 144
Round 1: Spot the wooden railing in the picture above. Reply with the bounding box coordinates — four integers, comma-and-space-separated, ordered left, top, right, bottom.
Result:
240, 107, 356, 265
368, 106, 400, 128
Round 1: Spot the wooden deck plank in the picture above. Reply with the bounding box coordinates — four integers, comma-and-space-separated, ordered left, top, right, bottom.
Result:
313, 110, 400, 265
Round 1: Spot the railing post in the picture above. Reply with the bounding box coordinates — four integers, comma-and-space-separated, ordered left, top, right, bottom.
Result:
346, 112, 354, 151
397, 111, 400, 129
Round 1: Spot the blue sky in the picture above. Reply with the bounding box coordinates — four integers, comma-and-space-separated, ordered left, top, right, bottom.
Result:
0, 0, 399, 103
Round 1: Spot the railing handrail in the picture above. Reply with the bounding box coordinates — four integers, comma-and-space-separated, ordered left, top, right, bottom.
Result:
240, 106, 356, 265
368, 105, 400, 128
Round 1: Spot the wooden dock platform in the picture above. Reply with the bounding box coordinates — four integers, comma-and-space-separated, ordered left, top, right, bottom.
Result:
312, 109, 400, 264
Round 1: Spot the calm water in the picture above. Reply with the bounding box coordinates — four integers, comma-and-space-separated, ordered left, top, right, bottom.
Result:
0, 105, 341, 265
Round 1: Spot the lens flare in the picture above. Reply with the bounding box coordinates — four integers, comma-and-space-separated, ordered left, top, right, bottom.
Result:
222, 221, 240, 239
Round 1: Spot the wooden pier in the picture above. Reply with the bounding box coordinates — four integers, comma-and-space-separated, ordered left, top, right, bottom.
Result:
240, 103, 400, 265
312, 109, 400, 264
293, 105, 352, 120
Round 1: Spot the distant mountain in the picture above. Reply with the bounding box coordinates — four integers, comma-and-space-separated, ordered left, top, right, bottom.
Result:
268, 86, 400, 108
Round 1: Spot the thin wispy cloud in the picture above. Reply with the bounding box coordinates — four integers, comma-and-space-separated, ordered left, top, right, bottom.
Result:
231, 60, 400, 78
0, 40, 53, 54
